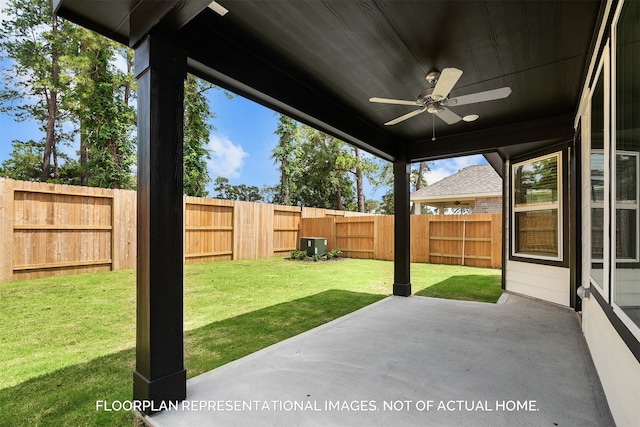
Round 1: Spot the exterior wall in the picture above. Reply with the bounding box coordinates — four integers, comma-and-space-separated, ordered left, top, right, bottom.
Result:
505, 260, 570, 307
582, 297, 640, 427
474, 196, 502, 214
504, 159, 570, 307
573, 1, 640, 426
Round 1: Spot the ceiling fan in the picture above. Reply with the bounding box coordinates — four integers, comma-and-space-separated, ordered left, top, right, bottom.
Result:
369, 68, 511, 126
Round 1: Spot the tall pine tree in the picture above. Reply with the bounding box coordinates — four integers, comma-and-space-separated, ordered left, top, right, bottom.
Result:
0, 0, 72, 181
183, 74, 215, 197
63, 27, 136, 189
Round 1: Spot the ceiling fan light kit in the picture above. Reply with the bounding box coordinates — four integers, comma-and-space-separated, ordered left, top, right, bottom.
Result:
369, 68, 511, 126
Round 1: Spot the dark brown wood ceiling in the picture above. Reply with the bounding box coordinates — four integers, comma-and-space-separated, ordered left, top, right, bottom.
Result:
55, 0, 602, 164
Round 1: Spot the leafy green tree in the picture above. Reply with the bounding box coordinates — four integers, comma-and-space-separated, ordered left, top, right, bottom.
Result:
364, 198, 381, 214
367, 160, 432, 215
272, 118, 363, 210
337, 146, 380, 212
293, 126, 355, 210
0, 140, 44, 181
272, 115, 300, 205
213, 177, 262, 202
183, 74, 217, 196
369, 160, 394, 214
0, 0, 72, 181
410, 161, 431, 214
62, 26, 136, 189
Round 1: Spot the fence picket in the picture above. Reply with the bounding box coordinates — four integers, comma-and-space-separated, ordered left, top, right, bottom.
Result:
0, 178, 502, 282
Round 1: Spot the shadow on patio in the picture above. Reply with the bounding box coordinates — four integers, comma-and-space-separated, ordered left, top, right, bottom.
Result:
147, 293, 614, 426
0, 290, 384, 425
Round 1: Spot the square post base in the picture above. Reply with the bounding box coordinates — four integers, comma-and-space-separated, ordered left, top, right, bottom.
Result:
133, 369, 187, 415
393, 282, 412, 297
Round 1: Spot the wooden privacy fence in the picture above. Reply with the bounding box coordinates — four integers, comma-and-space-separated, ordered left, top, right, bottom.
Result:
0, 178, 365, 282
0, 178, 501, 282
300, 214, 502, 268
0, 179, 136, 282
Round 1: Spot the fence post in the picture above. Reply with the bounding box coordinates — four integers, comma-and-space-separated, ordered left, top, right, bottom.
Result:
0, 179, 13, 282
461, 219, 467, 266
491, 213, 503, 268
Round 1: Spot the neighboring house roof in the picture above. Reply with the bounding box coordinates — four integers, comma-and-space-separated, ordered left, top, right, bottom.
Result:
410, 164, 502, 202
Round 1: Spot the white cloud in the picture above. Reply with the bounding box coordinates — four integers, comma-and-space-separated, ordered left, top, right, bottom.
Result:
423, 154, 486, 186
207, 134, 247, 178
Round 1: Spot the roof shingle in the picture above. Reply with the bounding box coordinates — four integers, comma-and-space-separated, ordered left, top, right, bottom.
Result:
410, 164, 502, 201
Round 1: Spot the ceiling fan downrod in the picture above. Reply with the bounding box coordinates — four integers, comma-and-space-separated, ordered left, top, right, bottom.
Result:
432, 114, 436, 141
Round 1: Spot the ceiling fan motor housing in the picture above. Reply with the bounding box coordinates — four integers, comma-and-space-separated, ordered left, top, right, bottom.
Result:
417, 88, 444, 113
417, 87, 435, 103
425, 70, 441, 84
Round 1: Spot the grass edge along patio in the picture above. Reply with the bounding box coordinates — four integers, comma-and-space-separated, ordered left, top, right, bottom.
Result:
0, 257, 501, 426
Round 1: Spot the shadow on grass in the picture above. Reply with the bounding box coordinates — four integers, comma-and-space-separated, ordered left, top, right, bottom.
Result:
0, 290, 385, 427
414, 275, 503, 303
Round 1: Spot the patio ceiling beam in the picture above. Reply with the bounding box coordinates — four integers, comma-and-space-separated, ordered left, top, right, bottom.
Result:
407, 114, 575, 163
179, 15, 400, 162
129, 0, 212, 48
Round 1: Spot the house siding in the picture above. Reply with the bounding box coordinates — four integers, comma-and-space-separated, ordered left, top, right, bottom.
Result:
574, 1, 640, 425
505, 260, 570, 307
582, 297, 640, 427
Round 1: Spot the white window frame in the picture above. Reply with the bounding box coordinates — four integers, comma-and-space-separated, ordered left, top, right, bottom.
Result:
511, 152, 563, 262
587, 45, 610, 300
613, 151, 639, 263
611, 0, 640, 341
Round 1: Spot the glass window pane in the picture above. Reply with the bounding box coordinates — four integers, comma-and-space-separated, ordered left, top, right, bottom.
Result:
614, 0, 640, 327
514, 156, 558, 207
591, 208, 604, 259
515, 210, 558, 257
590, 152, 605, 202
616, 154, 637, 203
590, 59, 605, 288
616, 209, 637, 260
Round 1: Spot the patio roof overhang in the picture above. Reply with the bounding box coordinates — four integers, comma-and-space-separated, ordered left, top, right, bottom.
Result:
53, 0, 604, 411
55, 0, 602, 169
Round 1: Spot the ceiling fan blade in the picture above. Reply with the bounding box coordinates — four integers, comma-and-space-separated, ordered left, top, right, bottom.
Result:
369, 97, 420, 106
384, 108, 426, 126
435, 107, 462, 125
431, 68, 463, 101
445, 87, 512, 106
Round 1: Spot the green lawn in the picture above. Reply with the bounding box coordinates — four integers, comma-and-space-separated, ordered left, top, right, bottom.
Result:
0, 258, 501, 426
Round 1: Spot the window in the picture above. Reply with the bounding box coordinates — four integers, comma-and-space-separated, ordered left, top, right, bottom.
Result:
512, 153, 562, 260
613, 0, 640, 331
589, 53, 608, 291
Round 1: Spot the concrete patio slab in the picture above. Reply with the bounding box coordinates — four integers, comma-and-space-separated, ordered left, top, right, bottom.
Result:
145, 293, 614, 426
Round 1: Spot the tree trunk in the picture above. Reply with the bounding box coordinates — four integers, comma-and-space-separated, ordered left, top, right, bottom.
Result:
410, 161, 428, 214
124, 49, 134, 107
335, 184, 343, 210
416, 161, 427, 191
41, 14, 59, 182
281, 153, 290, 205
355, 147, 365, 212
80, 118, 88, 186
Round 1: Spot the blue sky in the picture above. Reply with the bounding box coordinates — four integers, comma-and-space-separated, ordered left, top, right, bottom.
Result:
0, 0, 486, 201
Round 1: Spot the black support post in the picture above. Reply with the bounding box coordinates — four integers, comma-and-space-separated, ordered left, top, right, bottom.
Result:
133, 34, 187, 410
393, 160, 411, 296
